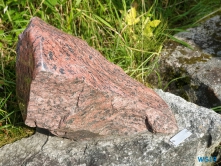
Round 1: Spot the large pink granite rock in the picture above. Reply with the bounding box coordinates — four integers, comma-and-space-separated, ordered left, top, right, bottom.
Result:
16, 17, 178, 139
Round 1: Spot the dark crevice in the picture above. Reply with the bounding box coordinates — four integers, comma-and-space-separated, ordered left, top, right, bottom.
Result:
145, 117, 154, 133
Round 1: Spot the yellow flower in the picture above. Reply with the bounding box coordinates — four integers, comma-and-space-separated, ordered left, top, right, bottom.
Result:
144, 20, 161, 37
125, 7, 140, 25
149, 20, 161, 27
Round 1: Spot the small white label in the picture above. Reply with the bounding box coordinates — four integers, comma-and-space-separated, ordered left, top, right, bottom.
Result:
170, 129, 192, 146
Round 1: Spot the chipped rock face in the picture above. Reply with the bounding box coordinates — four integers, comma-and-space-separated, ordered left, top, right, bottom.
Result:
16, 17, 177, 139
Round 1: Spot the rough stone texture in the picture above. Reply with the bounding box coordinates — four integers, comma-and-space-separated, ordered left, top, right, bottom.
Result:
148, 15, 221, 108
16, 17, 177, 138
1, 90, 221, 166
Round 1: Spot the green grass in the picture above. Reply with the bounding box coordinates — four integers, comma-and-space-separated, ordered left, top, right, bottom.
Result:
212, 106, 221, 112
0, 0, 220, 147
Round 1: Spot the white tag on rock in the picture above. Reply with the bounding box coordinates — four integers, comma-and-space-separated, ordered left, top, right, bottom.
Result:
170, 129, 192, 146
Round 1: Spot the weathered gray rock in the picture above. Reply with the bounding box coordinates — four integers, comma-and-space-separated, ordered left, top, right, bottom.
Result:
16, 17, 177, 138
149, 15, 221, 108
1, 90, 221, 166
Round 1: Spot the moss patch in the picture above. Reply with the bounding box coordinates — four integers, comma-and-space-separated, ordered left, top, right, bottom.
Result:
177, 53, 211, 64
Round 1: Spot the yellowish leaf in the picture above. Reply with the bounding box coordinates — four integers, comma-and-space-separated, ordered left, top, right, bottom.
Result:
149, 20, 161, 27
144, 26, 153, 37
143, 19, 161, 37
125, 7, 140, 25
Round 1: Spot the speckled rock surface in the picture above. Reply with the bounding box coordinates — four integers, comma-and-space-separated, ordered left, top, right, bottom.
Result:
149, 15, 221, 108
16, 17, 178, 138
1, 90, 221, 166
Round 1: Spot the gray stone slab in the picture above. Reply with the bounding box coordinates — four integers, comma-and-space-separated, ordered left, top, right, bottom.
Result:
0, 90, 220, 166
150, 15, 221, 108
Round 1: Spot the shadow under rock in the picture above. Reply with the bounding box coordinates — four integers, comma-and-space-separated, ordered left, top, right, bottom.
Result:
35, 127, 56, 137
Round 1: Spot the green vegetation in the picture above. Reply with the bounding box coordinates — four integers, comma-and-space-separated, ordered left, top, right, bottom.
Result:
0, 0, 220, 147
212, 106, 221, 112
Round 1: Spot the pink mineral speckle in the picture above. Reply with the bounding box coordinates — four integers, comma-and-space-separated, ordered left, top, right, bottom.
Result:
16, 17, 178, 139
